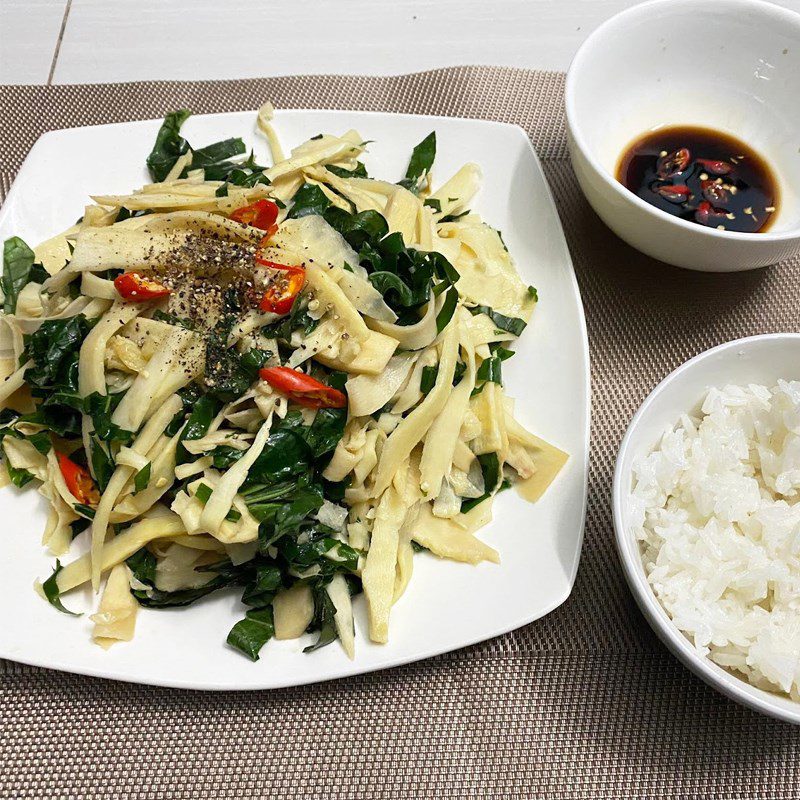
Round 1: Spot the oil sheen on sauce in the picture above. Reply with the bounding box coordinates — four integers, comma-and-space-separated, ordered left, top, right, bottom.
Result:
616, 126, 779, 233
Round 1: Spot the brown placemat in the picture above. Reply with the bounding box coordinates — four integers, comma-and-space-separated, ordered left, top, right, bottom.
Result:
1, 66, 799, 799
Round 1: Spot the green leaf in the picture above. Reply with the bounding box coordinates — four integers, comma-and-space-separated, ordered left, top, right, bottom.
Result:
42, 561, 81, 616
126, 547, 243, 608
303, 587, 338, 653
24, 315, 91, 389
420, 365, 438, 394
287, 183, 332, 219
210, 445, 245, 469
460, 453, 501, 513
146, 109, 192, 182
527, 285, 538, 302
273, 487, 324, 539
468, 305, 527, 337
2, 237, 36, 314
241, 563, 283, 607
26, 430, 52, 455
423, 198, 441, 212
303, 407, 347, 459
6, 463, 34, 488
326, 162, 368, 179
435, 286, 458, 333
134, 462, 151, 494
227, 607, 275, 661
194, 482, 213, 503
248, 428, 313, 486
368, 271, 415, 307
476, 356, 502, 385
83, 392, 134, 444
190, 137, 246, 169
323, 208, 389, 250
90, 437, 115, 492
73, 503, 96, 519
180, 394, 221, 444
399, 132, 436, 192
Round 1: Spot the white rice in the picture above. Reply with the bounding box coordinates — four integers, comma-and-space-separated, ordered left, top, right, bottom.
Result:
629, 380, 800, 699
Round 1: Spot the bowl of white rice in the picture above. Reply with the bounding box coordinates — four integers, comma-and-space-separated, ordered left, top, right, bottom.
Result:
613, 333, 800, 724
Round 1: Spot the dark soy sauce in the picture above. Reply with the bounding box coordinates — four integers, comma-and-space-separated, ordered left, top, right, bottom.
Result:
616, 126, 778, 233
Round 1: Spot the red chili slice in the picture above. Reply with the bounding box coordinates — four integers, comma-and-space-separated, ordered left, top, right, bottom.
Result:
697, 158, 732, 176
695, 200, 729, 227
255, 259, 306, 315
113, 272, 171, 302
656, 148, 691, 180
701, 179, 731, 206
57, 452, 101, 506
655, 184, 691, 203
230, 199, 279, 235
259, 366, 346, 409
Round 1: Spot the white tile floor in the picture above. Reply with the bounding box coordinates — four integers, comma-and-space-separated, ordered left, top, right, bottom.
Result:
5, 0, 798, 86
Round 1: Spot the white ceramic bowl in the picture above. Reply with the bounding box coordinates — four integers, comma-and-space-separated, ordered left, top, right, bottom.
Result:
613, 334, 800, 724
566, 0, 800, 272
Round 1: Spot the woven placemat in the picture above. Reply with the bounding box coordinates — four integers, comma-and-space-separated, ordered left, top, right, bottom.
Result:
2, 66, 800, 799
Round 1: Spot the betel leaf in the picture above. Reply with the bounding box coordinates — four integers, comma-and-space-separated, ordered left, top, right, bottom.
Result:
2, 237, 35, 314
323, 208, 389, 250
146, 109, 192, 182
303, 586, 338, 653
273, 486, 324, 539
83, 392, 133, 444
435, 286, 459, 333
227, 607, 275, 661
468, 305, 527, 337
190, 138, 246, 169
279, 531, 359, 574
24, 315, 91, 389
241, 563, 283, 608
134, 462, 151, 494
399, 132, 436, 192
326, 162, 368, 179
6, 463, 34, 488
26, 430, 52, 455
90, 438, 115, 492
287, 183, 332, 219
248, 428, 313, 486
42, 561, 81, 616
303, 406, 347, 459
368, 271, 415, 307
180, 394, 221, 444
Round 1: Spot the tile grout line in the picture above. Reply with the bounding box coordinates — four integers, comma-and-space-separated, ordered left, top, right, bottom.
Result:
47, 0, 73, 86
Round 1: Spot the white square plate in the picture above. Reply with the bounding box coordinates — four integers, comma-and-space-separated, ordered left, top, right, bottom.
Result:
0, 109, 589, 690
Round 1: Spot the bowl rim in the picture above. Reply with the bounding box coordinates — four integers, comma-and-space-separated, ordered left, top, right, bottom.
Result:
612, 333, 800, 725
565, 0, 800, 244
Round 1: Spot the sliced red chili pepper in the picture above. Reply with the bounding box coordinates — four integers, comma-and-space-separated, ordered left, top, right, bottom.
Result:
259, 366, 346, 409
114, 272, 171, 302
656, 148, 691, 180
230, 199, 279, 235
655, 184, 691, 203
57, 452, 101, 506
701, 179, 731, 206
256, 259, 306, 315
695, 200, 729, 227
697, 158, 732, 176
